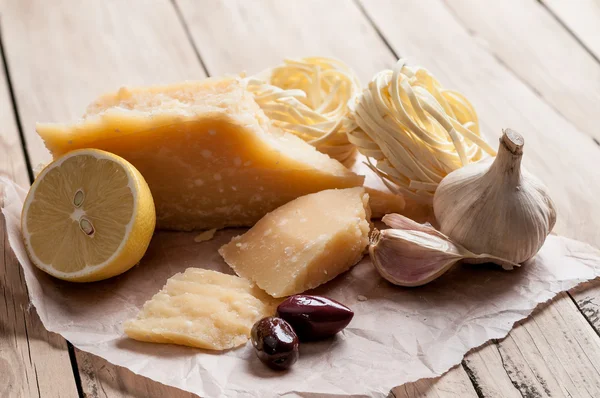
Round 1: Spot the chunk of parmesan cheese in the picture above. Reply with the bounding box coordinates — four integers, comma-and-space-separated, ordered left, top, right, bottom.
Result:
219, 187, 371, 298
37, 77, 364, 230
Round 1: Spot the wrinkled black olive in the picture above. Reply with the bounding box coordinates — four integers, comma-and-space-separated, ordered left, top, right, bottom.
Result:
251, 317, 299, 370
277, 295, 354, 341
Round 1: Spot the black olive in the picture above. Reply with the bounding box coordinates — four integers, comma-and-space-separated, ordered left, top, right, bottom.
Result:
251, 317, 299, 370
276, 295, 354, 341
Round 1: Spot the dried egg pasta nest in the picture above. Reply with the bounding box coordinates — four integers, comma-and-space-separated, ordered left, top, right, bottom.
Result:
245, 57, 361, 163
348, 59, 496, 203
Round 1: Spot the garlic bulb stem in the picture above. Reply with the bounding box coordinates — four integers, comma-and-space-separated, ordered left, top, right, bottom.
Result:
487, 129, 523, 186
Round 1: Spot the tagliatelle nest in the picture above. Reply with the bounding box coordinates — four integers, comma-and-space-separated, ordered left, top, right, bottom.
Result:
347, 59, 496, 204
245, 57, 361, 163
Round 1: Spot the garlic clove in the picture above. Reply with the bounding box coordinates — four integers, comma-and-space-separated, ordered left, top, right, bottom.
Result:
370, 214, 520, 286
433, 129, 557, 264
383, 213, 520, 269
369, 228, 463, 287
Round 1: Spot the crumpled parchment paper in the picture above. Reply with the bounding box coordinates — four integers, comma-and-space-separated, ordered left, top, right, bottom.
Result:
3, 177, 600, 397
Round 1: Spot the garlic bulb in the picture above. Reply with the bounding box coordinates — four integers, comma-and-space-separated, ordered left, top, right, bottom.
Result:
369, 214, 518, 287
433, 129, 557, 264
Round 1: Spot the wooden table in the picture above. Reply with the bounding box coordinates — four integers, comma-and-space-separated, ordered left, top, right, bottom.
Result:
1, 1, 600, 396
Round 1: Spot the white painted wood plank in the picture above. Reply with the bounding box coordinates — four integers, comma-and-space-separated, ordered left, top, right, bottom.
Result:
496, 293, 600, 398
445, 0, 600, 142
462, 343, 522, 398
544, 0, 600, 60
175, 0, 392, 81
392, 365, 478, 398
0, 29, 79, 398
77, 353, 197, 398
571, 282, 600, 333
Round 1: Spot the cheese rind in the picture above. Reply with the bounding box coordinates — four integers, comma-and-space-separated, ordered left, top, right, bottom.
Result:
219, 187, 371, 298
124, 268, 280, 350
37, 78, 364, 230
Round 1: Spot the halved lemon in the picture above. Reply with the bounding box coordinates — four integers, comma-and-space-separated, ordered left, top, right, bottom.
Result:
21, 149, 156, 282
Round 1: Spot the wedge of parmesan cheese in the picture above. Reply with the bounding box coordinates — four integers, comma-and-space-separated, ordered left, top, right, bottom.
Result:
219, 187, 371, 298
124, 268, 279, 350
37, 77, 364, 230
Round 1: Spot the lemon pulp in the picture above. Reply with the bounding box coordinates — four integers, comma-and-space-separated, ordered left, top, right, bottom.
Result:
21, 149, 156, 282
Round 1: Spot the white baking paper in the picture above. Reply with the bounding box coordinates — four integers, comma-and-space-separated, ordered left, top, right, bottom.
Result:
3, 177, 600, 398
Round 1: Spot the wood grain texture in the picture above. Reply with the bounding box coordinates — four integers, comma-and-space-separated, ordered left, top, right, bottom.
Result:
0, 0, 207, 397
392, 365, 478, 398
175, 1, 478, 395
175, 0, 392, 81
77, 353, 197, 398
495, 293, 600, 398
543, 0, 600, 60
444, 0, 600, 142
0, 32, 79, 398
462, 343, 522, 398
571, 282, 600, 335
463, 294, 600, 398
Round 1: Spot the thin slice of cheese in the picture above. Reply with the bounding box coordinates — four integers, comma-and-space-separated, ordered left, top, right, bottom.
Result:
219, 187, 371, 298
124, 268, 280, 350
36, 77, 364, 230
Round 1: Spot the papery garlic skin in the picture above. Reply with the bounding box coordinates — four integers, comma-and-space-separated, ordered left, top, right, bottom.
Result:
370, 228, 463, 287
370, 214, 519, 287
433, 129, 557, 264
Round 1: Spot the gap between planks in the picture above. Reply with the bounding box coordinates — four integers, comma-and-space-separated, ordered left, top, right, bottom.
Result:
542, 0, 600, 63
441, 0, 600, 150
0, 24, 33, 182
